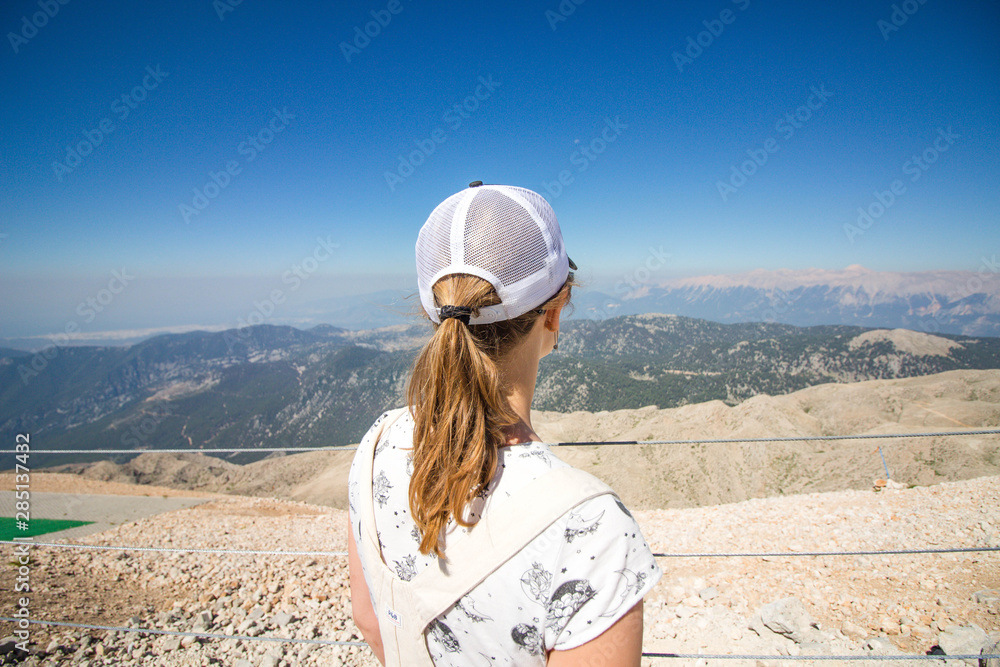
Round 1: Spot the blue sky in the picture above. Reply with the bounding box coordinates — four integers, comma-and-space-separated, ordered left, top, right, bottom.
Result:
2, 0, 998, 341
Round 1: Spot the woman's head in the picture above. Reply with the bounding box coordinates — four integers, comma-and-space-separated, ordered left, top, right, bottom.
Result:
415, 183, 576, 326
405, 183, 575, 557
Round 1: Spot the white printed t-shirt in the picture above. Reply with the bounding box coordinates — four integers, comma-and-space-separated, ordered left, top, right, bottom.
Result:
348, 410, 662, 665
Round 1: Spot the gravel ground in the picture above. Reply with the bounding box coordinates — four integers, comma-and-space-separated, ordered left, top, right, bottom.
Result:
2, 477, 999, 666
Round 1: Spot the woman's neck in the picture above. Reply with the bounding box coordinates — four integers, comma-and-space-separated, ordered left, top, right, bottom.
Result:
497, 342, 542, 445
496, 310, 557, 445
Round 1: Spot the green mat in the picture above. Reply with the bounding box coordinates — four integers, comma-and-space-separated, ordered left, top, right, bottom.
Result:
0, 517, 94, 541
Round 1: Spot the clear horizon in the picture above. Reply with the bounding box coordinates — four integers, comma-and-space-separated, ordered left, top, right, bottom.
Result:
3, 1, 998, 342
3, 263, 999, 349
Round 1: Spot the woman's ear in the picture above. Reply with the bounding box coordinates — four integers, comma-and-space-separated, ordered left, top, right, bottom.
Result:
543, 306, 563, 332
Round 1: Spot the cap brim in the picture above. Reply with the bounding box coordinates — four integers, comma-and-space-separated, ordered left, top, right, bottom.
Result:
568, 256, 578, 271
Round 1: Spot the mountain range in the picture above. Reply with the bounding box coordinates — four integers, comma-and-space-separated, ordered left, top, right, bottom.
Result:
4, 266, 997, 351
268, 265, 1000, 335
3, 314, 999, 469
574, 265, 1000, 336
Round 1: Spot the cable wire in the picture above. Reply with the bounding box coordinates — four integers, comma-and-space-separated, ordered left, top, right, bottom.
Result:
4, 540, 996, 559
10, 428, 1000, 455
641, 652, 999, 661
651, 545, 1000, 558
554, 428, 1000, 447
0, 617, 365, 647
0, 540, 346, 557
1, 618, 995, 662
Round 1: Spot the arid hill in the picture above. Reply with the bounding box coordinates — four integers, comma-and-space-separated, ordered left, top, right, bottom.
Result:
48, 369, 1000, 511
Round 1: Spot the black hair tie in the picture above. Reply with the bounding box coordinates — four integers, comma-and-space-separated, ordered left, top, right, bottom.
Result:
439, 305, 473, 325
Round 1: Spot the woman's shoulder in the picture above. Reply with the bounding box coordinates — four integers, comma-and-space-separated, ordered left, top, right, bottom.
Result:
371, 406, 412, 431
488, 443, 622, 517
358, 407, 412, 445
494, 445, 646, 554
350, 408, 412, 473
492, 442, 568, 487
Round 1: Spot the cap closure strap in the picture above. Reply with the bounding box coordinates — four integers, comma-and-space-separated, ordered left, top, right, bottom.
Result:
438, 305, 473, 325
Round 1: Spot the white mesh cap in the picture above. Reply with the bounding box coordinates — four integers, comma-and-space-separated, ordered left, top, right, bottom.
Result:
416, 183, 574, 325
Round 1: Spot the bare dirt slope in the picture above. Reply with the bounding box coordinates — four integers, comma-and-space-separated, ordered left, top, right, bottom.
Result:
0, 473, 228, 498
540, 368, 1000, 509
40, 369, 1000, 512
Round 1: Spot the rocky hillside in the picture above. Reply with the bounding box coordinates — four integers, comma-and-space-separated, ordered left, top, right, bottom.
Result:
49, 369, 1000, 512
5, 318, 1000, 469
536, 316, 1000, 411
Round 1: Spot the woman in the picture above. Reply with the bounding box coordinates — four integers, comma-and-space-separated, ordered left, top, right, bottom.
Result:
347, 183, 661, 665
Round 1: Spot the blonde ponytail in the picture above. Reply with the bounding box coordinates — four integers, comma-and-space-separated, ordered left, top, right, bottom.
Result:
405, 273, 573, 557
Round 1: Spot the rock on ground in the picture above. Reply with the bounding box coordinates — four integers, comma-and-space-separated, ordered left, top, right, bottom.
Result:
1, 476, 998, 665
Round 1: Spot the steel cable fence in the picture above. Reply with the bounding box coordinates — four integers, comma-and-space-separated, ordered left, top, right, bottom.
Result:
3, 427, 997, 661
8, 427, 1000, 455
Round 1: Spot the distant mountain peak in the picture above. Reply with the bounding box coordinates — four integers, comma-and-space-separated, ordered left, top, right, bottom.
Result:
572, 267, 1000, 336
847, 328, 964, 356
663, 266, 1000, 299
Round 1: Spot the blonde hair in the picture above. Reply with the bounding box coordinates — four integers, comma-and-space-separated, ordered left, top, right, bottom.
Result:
405, 273, 574, 557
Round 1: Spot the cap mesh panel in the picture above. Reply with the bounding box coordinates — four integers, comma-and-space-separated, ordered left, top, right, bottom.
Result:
464, 190, 547, 287
416, 194, 459, 293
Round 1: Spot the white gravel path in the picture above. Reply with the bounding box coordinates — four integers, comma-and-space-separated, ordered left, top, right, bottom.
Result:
3, 477, 998, 666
